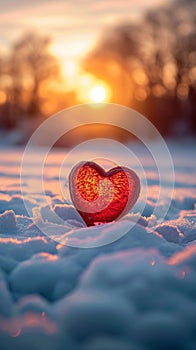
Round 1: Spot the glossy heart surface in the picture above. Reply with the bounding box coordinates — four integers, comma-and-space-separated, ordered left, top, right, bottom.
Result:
69, 161, 140, 227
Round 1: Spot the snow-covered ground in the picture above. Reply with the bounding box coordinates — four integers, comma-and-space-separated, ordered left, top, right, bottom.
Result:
0, 140, 196, 350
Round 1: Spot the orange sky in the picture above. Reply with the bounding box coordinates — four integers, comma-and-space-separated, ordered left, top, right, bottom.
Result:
0, 0, 174, 104
0, 0, 172, 62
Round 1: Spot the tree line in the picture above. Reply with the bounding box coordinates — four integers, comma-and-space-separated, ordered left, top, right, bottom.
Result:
84, 0, 196, 136
0, 33, 68, 129
0, 0, 195, 137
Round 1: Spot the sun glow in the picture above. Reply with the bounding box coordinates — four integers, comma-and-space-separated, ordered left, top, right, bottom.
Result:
62, 60, 78, 78
89, 85, 107, 103
77, 74, 111, 103
48, 42, 112, 103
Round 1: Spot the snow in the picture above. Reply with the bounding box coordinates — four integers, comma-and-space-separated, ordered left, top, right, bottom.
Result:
0, 140, 196, 349
0, 210, 17, 233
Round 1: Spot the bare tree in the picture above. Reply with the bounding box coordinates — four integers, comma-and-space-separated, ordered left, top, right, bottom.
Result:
9, 32, 60, 117
84, 0, 196, 135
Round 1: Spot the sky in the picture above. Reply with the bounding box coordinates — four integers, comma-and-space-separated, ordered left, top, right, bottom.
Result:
0, 0, 173, 62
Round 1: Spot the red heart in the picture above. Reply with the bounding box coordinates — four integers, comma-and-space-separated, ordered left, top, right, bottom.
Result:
69, 161, 140, 227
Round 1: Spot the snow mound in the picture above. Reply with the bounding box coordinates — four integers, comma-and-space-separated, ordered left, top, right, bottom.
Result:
0, 142, 196, 349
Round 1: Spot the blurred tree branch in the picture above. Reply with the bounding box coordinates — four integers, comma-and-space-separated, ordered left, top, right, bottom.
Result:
9, 32, 60, 116
84, 0, 196, 135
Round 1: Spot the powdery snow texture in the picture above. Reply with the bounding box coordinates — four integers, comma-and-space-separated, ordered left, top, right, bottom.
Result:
0, 142, 196, 350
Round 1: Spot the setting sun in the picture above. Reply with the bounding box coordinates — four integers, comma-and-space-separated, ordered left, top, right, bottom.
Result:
76, 74, 111, 103
89, 86, 107, 103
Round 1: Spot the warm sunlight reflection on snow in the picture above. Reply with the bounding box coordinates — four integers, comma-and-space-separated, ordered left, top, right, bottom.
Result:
167, 246, 196, 265
1, 313, 57, 336
0, 237, 48, 245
